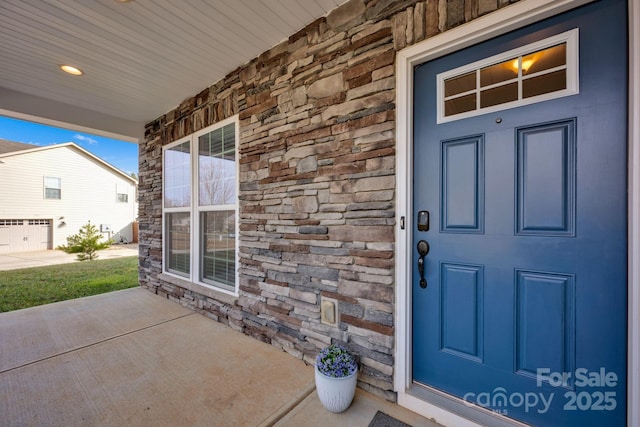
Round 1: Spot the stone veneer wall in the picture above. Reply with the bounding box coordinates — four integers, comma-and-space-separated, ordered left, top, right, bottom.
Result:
140, 0, 518, 401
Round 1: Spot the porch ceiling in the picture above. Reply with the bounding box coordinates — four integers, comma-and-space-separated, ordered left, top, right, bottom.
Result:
0, 0, 344, 141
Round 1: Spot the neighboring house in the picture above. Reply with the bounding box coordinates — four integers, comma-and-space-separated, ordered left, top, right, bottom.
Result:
0, 139, 137, 253
137, 0, 634, 426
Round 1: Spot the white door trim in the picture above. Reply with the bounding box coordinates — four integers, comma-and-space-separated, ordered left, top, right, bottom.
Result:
394, 0, 639, 425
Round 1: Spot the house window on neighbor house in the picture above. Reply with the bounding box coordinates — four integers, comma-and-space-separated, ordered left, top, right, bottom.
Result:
44, 177, 61, 199
116, 184, 129, 203
162, 117, 239, 293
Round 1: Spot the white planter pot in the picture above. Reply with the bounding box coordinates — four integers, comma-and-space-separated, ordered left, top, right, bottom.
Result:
314, 365, 358, 413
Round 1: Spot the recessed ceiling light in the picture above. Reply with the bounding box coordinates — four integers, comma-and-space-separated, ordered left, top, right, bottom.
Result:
114, 0, 133, 3
60, 65, 84, 76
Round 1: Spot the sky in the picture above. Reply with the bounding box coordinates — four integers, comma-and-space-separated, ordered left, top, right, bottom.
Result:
0, 115, 138, 176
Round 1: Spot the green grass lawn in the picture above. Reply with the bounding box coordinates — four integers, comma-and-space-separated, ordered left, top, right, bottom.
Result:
0, 257, 139, 313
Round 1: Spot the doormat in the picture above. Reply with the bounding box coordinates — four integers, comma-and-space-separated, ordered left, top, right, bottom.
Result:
368, 411, 413, 427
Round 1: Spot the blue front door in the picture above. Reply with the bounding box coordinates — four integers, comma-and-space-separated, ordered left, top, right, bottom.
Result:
412, 1, 627, 425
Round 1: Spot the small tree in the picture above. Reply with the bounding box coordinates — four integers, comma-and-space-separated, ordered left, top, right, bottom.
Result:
58, 221, 113, 261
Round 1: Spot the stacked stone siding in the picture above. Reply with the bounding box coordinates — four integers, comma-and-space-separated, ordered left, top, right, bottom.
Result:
139, 0, 518, 400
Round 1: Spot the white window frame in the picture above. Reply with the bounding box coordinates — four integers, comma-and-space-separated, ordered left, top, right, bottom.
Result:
44, 176, 61, 200
437, 29, 579, 123
162, 115, 240, 296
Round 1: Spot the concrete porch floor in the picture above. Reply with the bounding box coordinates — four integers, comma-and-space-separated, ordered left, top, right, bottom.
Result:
0, 287, 443, 426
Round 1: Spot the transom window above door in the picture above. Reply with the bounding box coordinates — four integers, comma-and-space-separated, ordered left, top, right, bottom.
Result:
437, 29, 578, 123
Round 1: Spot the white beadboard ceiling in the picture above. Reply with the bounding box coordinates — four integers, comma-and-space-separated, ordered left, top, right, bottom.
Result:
0, 0, 345, 141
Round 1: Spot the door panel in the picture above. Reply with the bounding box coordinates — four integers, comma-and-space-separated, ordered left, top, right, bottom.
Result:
412, 0, 627, 425
515, 270, 575, 377
516, 119, 575, 236
440, 262, 484, 362
441, 135, 484, 233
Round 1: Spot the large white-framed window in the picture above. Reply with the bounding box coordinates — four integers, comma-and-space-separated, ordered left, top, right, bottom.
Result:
162, 116, 239, 294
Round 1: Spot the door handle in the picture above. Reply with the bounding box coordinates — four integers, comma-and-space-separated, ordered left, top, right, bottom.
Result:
417, 240, 429, 289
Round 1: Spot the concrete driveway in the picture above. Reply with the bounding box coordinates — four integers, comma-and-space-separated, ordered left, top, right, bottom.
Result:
0, 244, 138, 271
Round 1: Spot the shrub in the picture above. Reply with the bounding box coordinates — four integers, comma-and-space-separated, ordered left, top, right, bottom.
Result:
57, 221, 113, 261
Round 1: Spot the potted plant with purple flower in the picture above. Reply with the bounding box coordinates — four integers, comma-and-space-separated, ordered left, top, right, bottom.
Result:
315, 344, 358, 413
